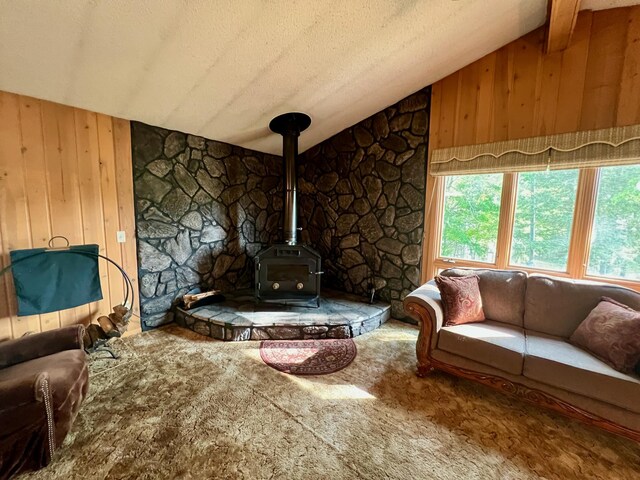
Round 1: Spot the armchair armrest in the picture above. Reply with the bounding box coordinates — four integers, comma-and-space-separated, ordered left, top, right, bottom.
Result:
0, 372, 48, 411
0, 371, 54, 469
403, 280, 444, 376
0, 325, 85, 369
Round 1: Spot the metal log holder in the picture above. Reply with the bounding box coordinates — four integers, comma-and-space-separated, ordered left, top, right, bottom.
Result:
0, 236, 135, 359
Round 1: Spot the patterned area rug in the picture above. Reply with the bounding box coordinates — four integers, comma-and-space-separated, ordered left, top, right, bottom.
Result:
260, 339, 357, 375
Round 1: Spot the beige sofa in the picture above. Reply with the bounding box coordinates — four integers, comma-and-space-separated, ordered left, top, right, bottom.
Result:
404, 268, 640, 442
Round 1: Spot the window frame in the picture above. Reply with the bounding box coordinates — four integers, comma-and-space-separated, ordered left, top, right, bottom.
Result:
423, 167, 640, 292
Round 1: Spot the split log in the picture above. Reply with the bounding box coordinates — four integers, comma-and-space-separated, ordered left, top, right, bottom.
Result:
96, 304, 131, 337
182, 290, 224, 309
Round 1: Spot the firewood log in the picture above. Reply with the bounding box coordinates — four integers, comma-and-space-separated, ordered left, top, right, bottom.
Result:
98, 315, 121, 338
182, 290, 223, 309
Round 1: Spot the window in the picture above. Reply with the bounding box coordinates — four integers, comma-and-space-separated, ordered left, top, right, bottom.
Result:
427, 165, 640, 292
510, 170, 579, 271
587, 165, 640, 281
440, 174, 502, 263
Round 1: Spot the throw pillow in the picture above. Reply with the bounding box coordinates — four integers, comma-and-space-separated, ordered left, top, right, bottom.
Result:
435, 274, 485, 326
570, 297, 640, 374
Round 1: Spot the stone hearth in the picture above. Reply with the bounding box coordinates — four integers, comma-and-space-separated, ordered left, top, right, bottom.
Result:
175, 289, 390, 341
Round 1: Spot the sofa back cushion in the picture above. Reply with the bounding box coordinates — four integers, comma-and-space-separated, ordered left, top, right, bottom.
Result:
524, 274, 640, 337
441, 268, 527, 327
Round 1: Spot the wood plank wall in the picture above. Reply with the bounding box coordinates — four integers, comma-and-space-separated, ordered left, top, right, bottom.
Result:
429, 6, 640, 151
422, 5, 640, 283
0, 91, 140, 340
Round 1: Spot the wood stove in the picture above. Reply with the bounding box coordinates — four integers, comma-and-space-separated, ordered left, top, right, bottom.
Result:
254, 244, 321, 307
254, 112, 322, 308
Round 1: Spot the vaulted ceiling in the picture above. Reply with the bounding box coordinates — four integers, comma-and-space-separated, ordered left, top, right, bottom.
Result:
0, 1, 637, 154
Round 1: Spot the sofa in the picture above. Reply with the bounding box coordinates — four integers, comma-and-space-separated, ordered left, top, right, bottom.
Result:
0, 325, 89, 479
404, 268, 640, 442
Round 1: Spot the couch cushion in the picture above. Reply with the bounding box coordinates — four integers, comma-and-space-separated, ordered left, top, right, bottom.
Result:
437, 320, 525, 375
524, 332, 640, 413
524, 274, 640, 338
441, 268, 527, 327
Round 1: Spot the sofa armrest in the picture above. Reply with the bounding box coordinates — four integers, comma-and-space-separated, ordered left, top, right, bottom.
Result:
0, 325, 85, 369
404, 281, 444, 331
404, 280, 444, 376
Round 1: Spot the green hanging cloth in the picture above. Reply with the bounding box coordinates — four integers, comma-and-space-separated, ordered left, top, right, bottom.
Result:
9, 244, 103, 316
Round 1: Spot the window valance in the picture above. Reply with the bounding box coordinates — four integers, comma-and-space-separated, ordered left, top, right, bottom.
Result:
429, 124, 640, 176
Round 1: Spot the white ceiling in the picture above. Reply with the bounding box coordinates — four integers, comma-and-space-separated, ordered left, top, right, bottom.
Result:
0, 1, 633, 155
581, 0, 640, 10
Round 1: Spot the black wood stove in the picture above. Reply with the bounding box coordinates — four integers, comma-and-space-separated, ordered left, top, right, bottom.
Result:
254, 112, 322, 307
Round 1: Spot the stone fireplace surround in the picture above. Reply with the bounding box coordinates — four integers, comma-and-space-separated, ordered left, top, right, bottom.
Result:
132, 87, 429, 330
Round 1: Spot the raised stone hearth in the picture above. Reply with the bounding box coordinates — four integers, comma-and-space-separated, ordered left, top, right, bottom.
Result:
175, 289, 390, 341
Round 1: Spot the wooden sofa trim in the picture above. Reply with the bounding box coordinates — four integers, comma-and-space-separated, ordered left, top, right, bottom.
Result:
405, 300, 640, 443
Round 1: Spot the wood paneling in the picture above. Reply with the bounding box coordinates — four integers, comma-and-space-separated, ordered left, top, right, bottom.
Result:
424, 5, 640, 281
0, 91, 140, 340
429, 6, 640, 150
617, 6, 640, 125
554, 11, 592, 133
580, 9, 629, 131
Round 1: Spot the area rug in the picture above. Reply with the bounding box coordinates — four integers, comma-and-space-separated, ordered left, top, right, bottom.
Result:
17, 321, 640, 480
86, 337, 138, 376
260, 338, 357, 375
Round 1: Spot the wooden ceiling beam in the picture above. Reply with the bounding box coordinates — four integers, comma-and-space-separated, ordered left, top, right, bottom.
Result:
546, 0, 581, 53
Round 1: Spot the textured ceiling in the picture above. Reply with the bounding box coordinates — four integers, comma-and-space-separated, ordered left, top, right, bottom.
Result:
581, 0, 640, 10
0, 0, 609, 155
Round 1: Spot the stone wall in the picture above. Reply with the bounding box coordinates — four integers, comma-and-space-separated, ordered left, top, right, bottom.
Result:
297, 87, 429, 320
132, 123, 283, 329
132, 86, 429, 327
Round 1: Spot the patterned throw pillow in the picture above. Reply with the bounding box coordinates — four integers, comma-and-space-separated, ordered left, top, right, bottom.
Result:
434, 275, 485, 326
570, 297, 640, 374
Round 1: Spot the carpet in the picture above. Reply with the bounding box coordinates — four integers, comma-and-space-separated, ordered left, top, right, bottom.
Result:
17, 321, 640, 480
260, 339, 357, 375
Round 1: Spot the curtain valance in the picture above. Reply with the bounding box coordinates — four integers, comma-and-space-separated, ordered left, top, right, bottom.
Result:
429, 124, 640, 176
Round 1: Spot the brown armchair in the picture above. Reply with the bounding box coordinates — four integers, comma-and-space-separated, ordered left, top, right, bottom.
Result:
0, 325, 89, 479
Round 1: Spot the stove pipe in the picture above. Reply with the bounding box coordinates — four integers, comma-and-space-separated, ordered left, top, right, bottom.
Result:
269, 112, 311, 245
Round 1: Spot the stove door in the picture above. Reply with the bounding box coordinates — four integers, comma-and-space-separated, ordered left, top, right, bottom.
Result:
259, 259, 317, 296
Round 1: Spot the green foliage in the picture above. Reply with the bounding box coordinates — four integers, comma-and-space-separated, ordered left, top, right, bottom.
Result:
588, 165, 640, 280
510, 169, 578, 271
441, 174, 502, 262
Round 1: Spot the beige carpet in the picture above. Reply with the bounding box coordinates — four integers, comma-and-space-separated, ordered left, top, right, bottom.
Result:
20, 321, 639, 480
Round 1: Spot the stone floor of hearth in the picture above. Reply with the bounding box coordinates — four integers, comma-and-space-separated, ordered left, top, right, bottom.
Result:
174, 288, 390, 341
